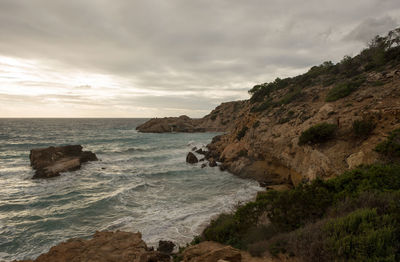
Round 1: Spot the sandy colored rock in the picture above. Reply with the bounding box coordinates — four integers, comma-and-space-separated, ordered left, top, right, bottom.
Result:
15, 231, 170, 262
202, 66, 400, 186
183, 241, 273, 262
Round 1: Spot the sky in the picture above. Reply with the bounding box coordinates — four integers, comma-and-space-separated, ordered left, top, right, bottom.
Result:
0, 0, 399, 118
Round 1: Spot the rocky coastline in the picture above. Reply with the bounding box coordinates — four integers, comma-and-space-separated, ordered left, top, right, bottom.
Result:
138, 67, 400, 191
20, 29, 400, 262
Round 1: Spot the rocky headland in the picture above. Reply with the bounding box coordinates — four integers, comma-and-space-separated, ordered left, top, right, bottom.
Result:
136, 101, 246, 133
138, 62, 400, 191
22, 28, 400, 261
30, 145, 98, 179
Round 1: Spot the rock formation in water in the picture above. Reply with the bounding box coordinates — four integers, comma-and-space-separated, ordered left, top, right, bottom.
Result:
16, 231, 170, 262
30, 145, 98, 179
186, 152, 199, 164
136, 101, 245, 133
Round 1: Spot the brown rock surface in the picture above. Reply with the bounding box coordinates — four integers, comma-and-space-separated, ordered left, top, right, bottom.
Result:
15, 231, 170, 262
204, 67, 400, 187
182, 241, 272, 262
186, 152, 199, 164
30, 145, 98, 179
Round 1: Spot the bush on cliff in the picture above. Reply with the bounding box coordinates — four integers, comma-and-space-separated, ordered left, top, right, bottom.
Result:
352, 118, 376, 138
298, 123, 337, 145
325, 78, 364, 102
236, 126, 249, 141
375, 128, 400, 160
248, 28, 400, 106
200, 164, 400, 261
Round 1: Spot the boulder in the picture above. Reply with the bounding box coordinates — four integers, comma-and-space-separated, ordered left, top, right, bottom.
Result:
157, 240, 175, 254
183, 241, 241, 262
186, 152, 199, 164
195, 148, 207, 155
209, 160, 217, 167
15, 231, 170, 262
30, 145, 98, 179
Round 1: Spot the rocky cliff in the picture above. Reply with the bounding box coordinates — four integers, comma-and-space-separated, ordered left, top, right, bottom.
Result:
138, 28, 400, 191
205, 67, 400, 188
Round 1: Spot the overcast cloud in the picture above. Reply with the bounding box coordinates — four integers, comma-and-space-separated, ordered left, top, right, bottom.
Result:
0, 0, 399, 117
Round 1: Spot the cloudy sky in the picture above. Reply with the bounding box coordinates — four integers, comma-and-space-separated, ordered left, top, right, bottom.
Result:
0, 0, 399, 118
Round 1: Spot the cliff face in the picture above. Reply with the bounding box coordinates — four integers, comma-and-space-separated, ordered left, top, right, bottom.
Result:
139, 66, 400, 188
206, 67, 400, 187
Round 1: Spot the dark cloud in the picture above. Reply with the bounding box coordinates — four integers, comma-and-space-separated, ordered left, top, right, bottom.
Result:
0, 0, 399, 117
345, 16, 398, 43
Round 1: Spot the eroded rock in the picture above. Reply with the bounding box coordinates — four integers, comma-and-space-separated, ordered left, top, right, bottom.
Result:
30, 145, 97, 179
16, 231, 170, 262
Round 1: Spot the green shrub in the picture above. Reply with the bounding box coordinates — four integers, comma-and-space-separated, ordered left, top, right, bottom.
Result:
352, 118, 375, 138
375, 128, 400, 159
210, 114, 217, 121
325, 208, 398, 262
278, 88, 302, 105
236, 126, 248, 141
201, 164, 400, 259
325, 80, 363, 102
203, 213, 240, 246
298, 123, 337, 145
250, 99, 275, 113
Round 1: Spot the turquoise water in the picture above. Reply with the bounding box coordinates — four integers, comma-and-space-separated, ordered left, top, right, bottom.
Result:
0, 119, 261, 261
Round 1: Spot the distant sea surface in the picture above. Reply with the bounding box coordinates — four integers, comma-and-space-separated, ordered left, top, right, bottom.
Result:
0, 118, 261, 261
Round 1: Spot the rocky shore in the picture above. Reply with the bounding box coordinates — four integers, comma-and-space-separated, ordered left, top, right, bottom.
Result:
15, 231, 272, 262
139, 66, 400, 190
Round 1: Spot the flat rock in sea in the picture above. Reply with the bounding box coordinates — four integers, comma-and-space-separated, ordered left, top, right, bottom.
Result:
29, 145, 98, 179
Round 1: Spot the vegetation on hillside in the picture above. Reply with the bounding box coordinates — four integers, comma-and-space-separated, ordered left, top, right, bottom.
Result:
199, 163, 400, 261
298, 123, 337, 145
248, 28, 400, 112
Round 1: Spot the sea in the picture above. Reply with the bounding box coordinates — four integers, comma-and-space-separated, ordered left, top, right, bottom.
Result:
0, 118, 261, 261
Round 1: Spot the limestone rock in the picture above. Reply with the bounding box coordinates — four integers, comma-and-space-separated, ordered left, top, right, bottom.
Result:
30, 145, 98, 179
15, 231, 170, 262
183, 241, 241, 262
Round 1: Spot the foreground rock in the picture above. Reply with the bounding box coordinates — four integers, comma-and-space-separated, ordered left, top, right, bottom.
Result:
16, 231, 170, 262
30, 145, 98, 179
182, 241, 271, 262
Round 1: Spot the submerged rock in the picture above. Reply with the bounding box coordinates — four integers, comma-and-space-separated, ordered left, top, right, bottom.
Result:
30, 145, 98, 179
186, 152, 199, 164
16, 231, 170, 262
